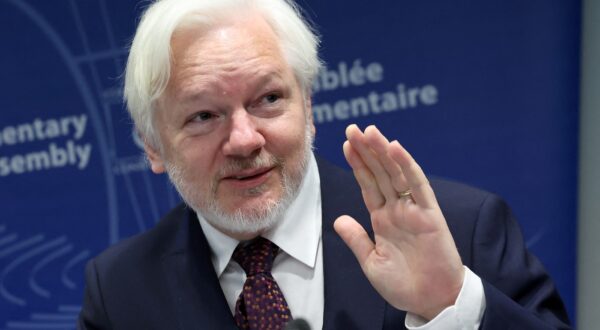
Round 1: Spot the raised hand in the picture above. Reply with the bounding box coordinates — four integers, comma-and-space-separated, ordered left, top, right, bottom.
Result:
334, 124, 465, 320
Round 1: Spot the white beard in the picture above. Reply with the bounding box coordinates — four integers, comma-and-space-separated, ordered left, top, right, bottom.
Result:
164, 125, 314, 236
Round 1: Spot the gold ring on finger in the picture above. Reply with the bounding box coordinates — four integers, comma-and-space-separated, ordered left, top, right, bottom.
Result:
397, 189, 412, 199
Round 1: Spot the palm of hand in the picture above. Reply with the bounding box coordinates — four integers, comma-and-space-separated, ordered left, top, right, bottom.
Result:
334, 125, 464, 320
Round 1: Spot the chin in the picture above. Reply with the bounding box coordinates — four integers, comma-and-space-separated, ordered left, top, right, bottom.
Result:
197, 196, 287, 237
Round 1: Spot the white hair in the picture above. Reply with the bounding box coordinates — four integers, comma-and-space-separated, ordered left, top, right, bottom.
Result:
124, 0, 321, 147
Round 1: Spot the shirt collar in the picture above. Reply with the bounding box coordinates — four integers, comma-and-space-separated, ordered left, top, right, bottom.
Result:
198, 153, 322, 277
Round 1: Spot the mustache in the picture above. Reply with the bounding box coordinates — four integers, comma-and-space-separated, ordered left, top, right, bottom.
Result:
218, 153, 283, 178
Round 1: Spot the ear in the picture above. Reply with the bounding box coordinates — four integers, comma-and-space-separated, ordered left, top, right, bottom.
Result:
304, 92, 316, 136
144, 141, 167, 174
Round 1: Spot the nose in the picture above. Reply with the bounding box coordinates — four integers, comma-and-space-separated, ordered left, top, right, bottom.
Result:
222, 109, 265, 157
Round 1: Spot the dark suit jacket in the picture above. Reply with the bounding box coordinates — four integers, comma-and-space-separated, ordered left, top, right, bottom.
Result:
78, 159, 571, 329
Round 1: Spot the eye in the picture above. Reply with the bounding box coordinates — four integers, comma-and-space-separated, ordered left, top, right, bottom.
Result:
263, 93, 280, 104
183, 110, 220, 135
248, 89, 286, 118
190, 111, 215, 122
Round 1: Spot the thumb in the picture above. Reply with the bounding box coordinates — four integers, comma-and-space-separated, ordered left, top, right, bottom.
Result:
334, 215, 374, 266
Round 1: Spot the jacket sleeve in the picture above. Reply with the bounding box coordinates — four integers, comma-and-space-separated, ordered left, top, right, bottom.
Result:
77, 259, 111, 330
471, 194, 571, 329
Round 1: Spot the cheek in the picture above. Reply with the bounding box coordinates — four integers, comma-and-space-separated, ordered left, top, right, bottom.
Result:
171, 143, 218, 183
268, 126, 305, 159
268, 110, 308, 149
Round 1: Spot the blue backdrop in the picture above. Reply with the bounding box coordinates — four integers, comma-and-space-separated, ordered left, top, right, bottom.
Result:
0, 0, 579, 328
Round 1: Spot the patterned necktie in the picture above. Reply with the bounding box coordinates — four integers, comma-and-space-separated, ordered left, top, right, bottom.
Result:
232, 237, 293, 330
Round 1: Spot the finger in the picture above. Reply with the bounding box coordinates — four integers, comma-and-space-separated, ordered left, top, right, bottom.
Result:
363, 125, 409, 193
343, 140, 385, 212
346, 124, 397, 200
334, 215, 374, 266
388, 140, 438, 209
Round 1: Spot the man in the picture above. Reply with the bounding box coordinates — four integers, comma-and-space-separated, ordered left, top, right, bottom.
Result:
78, 0, 571, 329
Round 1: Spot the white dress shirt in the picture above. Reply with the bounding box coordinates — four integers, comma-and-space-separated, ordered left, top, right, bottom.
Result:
198, 153, 485, 329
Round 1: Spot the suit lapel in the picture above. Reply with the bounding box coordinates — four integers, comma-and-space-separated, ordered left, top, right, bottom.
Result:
161, 207, 238, 330
318, 158, 387, 330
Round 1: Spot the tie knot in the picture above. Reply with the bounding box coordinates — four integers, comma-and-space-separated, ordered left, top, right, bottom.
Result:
232, 237, 279, 276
